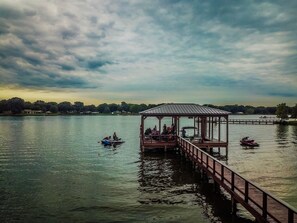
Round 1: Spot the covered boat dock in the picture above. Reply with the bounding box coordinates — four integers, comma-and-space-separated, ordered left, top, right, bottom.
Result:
139, 103, 230, 156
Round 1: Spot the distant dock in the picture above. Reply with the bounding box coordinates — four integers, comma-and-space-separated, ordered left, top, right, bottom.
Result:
221, 118, 279, 125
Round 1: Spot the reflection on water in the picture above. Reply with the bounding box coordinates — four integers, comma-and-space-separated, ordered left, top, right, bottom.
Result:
275, 124, 289, 147
292, 126, 297, 144
138, 152, 254, 223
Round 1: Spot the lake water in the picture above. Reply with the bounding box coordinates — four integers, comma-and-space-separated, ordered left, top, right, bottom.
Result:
0, 115, 296, 223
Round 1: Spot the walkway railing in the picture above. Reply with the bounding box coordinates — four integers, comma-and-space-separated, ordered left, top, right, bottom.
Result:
177, 136, 297, 223
143, 134, 177, 142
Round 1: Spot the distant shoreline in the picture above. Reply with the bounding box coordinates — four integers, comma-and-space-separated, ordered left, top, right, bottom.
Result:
0, 113, 140, 117
1, 113, 296, 125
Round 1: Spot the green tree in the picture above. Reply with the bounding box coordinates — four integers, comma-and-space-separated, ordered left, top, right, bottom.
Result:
74, 101, 84, 113
130, 104, 140, 113
7, 97, 25, 114
97, 103, 110, 113
108, 103, 119, 112
33, 100, 47, 112
291, 104, 297, 118
58, 101, 73, 113
0, 100, 8, 113
49, 104, 58, 113
120, 101, 129, 112
84, 105, 96, 112
46, 102, 57, 112
245, 107, 255, 115
276, 103, 288, 119
139, 103, 148, 112
24, 101, 33, 110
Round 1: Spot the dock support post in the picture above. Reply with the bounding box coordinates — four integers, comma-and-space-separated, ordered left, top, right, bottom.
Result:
210, 147, 213, 155
213, 181, 220, 192
231, 197, 237, 215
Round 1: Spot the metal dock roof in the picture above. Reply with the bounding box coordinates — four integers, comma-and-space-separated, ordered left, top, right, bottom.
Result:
140, 103, 230, 116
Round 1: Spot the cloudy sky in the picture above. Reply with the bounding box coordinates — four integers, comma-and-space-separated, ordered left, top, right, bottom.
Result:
0, 0, 297, 105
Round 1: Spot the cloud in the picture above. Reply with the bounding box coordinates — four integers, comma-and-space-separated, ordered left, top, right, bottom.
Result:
87, 60, 113, 70
0, 0, 296, 104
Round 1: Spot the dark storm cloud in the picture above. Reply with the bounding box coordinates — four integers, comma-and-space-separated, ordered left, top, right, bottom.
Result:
60, 64, 76, 71
87, 60, 112, 70
0, 4, 36, 19
0, 56, 94, 88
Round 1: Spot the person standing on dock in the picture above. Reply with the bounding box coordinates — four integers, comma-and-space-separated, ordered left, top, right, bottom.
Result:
182, 128, 186, 138
162, 124, 167, 134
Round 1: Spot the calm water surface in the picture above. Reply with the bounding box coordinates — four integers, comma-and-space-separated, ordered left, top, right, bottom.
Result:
0, 115, 296, 222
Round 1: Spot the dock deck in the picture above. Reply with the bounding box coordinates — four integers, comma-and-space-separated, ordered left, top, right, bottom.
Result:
177, 136, 297, 223
141, 136, 227, 150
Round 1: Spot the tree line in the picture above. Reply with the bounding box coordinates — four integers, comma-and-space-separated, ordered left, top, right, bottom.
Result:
206, 103, 297, 119
0, 97, 296, 118
0, 97, 156, 114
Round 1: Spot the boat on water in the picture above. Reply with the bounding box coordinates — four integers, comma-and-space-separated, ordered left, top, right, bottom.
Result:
100, 132, 124, 146
101, 138, 125, 146
240, 136, 259, 147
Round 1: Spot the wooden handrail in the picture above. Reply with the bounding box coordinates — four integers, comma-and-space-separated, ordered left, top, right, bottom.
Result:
177, 136, 297, 223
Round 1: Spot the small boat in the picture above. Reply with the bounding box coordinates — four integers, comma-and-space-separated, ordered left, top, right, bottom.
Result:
240, 137, 259, 147
101, 139, 125, 146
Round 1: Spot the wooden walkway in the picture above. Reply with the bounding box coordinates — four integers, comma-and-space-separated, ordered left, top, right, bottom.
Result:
177, 136, 297, 223
220, 119, 279, 125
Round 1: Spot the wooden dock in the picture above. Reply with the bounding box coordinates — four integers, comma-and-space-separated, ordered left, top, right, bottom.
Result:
177, 136, 297, 223
221, 119, 279, 125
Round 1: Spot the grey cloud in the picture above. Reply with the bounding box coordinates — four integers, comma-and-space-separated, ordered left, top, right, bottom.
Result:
61, 29, 79, 40
0, 22, 9, 35
60, 64, 76, 71
87, 60, 112, 70
0, 4, 36, 19
0, 58, 94, 89
0, 44, 43, 66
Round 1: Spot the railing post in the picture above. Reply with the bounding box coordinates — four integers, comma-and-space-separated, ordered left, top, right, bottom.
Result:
262, 193, 267, 219
213, 158, 215, 174
202, 153, 204, 165
221, 165, 224, 182
206, 155, 209, 169
244, 181, 249, 203
231, 172, 235, 191
288, 209, 294, 223
189, 144, 191, 156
